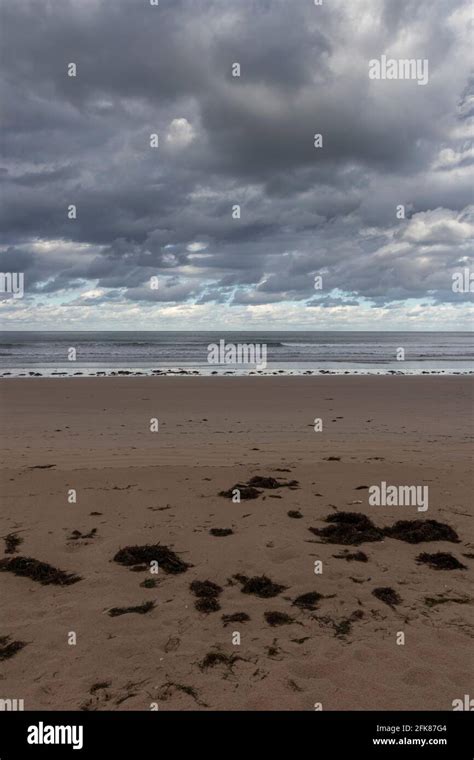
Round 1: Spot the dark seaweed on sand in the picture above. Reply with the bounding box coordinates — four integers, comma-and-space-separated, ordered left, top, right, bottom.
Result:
219, 485, 261, 500
334, 610, 364, 638
114, 544, 190, 574
0, 635, 27, 661
310, 512, 384, 545
372, 587, 402, 607
416, 552, 467, 570
333, 551, 368, 562
287, 510, 303, 519
383, 519, 459, 544
199, 652, 241, 670
315, 610, 364, 638
234, 574, 286, 598
222, 612, 250, 626
190, 579, 222, 613
247, 476, 299, 490
140, 578, 157, 589
68, 528, 97, 541
219, 475, 299, 499
195, 597, 221, 613
264, 611, 295, 626
292, 591, 324, 610
210, 528, 234, 537
0, 556, 81, 586
424, 595, 470, 607
4, 534, 23, 554
190, 579, 222, 598
108, 601, 155, 617
157, 682, 208, 707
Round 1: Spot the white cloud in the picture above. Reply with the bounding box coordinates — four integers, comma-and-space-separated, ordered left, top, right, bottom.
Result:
186, 241, 208, 252
165, 118, 196, 149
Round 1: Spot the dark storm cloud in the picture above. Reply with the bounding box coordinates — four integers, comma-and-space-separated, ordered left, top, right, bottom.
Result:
0, 0, 472, 313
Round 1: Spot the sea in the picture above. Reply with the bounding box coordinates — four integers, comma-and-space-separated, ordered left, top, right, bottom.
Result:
0, 331, 473, 377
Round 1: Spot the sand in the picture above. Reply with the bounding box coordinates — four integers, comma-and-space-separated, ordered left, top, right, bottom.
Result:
0, 376, 472, 711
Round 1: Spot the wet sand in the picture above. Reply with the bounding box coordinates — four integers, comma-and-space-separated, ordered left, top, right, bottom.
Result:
0, 376, 472, 710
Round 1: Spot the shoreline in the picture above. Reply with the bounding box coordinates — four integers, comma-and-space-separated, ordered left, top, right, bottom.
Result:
1, 367, 473, 378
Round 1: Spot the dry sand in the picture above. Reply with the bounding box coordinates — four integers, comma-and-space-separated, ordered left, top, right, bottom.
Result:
0, 376, 472, 711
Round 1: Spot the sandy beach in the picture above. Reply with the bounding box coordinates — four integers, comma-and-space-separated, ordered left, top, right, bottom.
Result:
0, 376, 472, 711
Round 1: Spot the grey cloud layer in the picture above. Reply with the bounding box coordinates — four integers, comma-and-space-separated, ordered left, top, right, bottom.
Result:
1, 0, 473, 310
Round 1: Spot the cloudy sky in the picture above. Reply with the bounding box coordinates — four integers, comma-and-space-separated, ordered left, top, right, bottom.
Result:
1, 0, 473, 330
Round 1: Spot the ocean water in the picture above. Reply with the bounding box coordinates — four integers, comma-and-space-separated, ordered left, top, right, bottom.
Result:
0, 331, 473, 376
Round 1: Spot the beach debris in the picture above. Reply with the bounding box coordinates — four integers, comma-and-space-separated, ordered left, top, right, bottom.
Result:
416, 552, 467, 570
68, 528, 97, 541
209, 528, 234, 537
219, 484, 261, 500
190, 580, 223, 597
334, 613, 363, 637
156, 682, 208, 707
195, 598, 220, 613
114, 544, 190, 574
234, 574, 286, 598
108, 601, 155, 617
318, 609, 364, 638
248, 476, 299, 490
140, 578, 157, 589
0, 556, 81, 585
309, 512, 384, 545
324, 456, 341, 461
424, 595, 470, 607
333, 550, 368, 562
264, 611, 295, 626
199, 651, 242, 670
383, 519, 459, 544
372, 587, 402, 607
108, 602, 155, 617
287, 510, 303, 519
0, 635, 27, 661
190, 579, 222, 613
293, 591, 324, 610
222, 612, 250, 626
220, 475, 299, 499
4, 533, 23, 554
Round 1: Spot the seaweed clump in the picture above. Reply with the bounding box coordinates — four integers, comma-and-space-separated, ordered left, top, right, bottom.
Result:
383, 520, 459, 544
0, 635, 27, 661
190, 579, 223, 614
0, 556, 81, 586
114, 544, 190, 574
372, 587, 402, 608
219, 485, 261, 500
310, 512, 384, 546
234, 574, 286, 598
199, 652, 241, 670
293, 591, 324, 611
416, 552, 467, 571
4, 534, 23, 554
264, 611, 295, 626
108, 601, 155, 617
333, 550, 368, 562
222, 612, 250, 626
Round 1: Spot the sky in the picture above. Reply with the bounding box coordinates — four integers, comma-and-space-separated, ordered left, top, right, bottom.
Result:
0, 0, 473, 331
